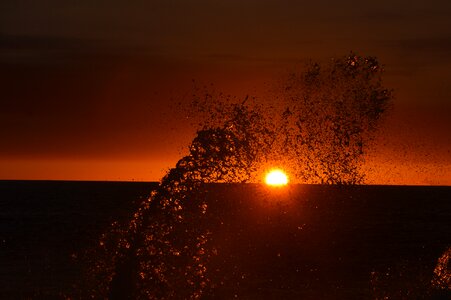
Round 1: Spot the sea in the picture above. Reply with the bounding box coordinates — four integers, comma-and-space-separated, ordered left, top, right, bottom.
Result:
0, 180, 157, 299
1, 180, 450, 299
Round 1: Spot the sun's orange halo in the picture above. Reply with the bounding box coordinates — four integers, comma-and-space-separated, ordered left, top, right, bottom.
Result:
265, 169, 289, 186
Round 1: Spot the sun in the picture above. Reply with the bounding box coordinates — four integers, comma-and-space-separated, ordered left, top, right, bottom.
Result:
265, 169, 289, 186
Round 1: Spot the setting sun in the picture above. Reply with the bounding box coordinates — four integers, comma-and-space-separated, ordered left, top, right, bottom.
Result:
265, 169, 289, 186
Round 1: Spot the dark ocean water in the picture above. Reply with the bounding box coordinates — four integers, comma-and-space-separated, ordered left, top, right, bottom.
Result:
0, 180, 158, 299
1, 181, 450, 299
203, 184, 451, 299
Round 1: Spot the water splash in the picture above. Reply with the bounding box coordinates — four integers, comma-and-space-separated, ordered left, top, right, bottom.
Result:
367, 247, 451, 298
85, 101, 276, 298
84, 53, 393, 298
432, 246, 451, 290
187, 54, 392, 184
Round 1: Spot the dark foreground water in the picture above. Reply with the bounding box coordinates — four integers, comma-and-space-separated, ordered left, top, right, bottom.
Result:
0, 180, 157, 299
1, 181, 450, 299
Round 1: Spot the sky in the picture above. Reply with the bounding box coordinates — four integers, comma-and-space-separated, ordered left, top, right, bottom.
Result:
1, 0, 450, 184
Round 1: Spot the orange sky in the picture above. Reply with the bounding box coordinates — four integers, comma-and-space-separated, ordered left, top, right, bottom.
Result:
0, 0, 450, 184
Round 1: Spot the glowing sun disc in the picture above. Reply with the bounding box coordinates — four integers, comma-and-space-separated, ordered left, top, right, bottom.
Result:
265, 169, 288, 186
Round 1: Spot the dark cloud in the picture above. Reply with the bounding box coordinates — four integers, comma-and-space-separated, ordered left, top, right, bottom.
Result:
395, 37, 451, 55
0, 33, 169, 67
0, 34, 99, 65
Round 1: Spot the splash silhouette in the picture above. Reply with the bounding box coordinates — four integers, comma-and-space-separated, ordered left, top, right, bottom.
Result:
188, 54, 392, 184
87, 101, 274, 298
85, 53, 393, 298
283, 54, 391, 184
432, 246, 451, 291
